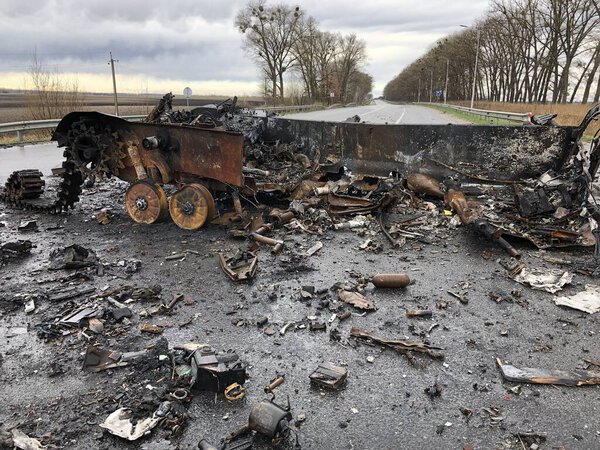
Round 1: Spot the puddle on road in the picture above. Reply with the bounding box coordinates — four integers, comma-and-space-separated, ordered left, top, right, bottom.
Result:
0, 142, 63, 182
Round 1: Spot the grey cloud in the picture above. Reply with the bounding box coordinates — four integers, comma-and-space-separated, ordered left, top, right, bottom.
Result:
0, 0, 490, 93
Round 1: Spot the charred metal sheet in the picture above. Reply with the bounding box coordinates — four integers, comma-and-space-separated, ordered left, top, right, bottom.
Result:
54, 112, 245, 187
264, 117, 576, 180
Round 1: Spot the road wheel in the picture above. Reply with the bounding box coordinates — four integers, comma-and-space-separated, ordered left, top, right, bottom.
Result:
124, 180, 168, 224
169, 183, 215, 230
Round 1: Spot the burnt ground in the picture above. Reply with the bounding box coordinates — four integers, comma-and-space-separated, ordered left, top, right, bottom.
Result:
0, 176, 599, 450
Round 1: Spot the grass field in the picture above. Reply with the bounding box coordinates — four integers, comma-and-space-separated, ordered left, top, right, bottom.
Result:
0, 92, 264, 123
0, 92, 266, 145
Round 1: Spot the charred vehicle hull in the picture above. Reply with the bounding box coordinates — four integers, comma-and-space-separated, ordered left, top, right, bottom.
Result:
1, 98, 599, 250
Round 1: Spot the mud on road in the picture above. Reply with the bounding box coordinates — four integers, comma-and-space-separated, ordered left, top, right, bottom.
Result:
0, 176, 599, 450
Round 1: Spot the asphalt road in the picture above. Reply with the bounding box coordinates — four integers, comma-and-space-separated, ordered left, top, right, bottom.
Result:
287, 100, 467, 124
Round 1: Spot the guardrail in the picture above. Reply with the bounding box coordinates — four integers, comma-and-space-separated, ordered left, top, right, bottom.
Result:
260, 104, 322, 113
436, 104, 531, 124
0, 115, 147, 143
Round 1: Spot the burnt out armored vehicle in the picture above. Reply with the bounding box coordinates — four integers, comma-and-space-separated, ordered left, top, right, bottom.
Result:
1, 94, 599, 236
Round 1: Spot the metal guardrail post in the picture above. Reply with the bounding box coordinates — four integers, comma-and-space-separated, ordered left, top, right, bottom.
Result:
16, 130, 23, 143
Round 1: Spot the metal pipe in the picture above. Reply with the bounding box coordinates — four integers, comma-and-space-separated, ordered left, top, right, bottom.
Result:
251, 232, 283, 247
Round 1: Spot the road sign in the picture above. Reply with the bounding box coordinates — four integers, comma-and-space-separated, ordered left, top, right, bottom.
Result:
183, 87, 192, 107
330, 92, 335, 98
435, 90, 442, 98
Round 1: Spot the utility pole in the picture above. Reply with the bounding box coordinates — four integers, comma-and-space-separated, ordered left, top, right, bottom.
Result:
444, 58, 449, 105
108, 52, 119, 116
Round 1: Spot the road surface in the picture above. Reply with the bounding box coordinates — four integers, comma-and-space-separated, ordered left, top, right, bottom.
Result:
286, 100, 467, 124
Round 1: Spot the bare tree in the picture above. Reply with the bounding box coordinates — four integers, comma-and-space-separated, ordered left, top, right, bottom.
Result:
236, 0, 303, 100
333, 34, 367, 103
384, 0, 600, 104
26, 52, 84, 120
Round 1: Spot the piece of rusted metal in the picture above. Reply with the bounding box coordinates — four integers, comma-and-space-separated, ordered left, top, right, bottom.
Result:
55, 112, 245, 187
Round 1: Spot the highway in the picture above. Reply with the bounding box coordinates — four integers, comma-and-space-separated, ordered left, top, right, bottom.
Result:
286, 100, 467, 124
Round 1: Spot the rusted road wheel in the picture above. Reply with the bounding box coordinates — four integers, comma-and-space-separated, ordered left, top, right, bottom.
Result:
169, 183, 215, 230
124, 180, 168, 224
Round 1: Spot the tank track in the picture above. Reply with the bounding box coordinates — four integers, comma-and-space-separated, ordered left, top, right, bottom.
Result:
0, 151, 84, 214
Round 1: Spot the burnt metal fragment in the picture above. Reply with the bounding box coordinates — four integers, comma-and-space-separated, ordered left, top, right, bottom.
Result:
351, 327, 444, 360
496, 358, 600, 386
190, 347, 247, 393
309, 362, 348, 389
218, 251, 258, 281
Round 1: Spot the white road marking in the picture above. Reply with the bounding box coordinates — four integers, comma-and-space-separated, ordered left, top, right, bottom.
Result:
394, 107, 406, 124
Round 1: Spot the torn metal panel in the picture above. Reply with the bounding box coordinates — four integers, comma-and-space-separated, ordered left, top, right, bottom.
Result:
264, 117, 577, 180
496, 358, 600, 386
100, 401, 171, 440
512, 268, 573, 293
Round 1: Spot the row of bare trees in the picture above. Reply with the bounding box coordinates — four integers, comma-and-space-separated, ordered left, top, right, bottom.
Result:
236, 1, 372, 103
384, 0, 600, 104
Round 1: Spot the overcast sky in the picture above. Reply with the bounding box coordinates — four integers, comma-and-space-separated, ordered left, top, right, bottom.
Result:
0, 0, 489, 97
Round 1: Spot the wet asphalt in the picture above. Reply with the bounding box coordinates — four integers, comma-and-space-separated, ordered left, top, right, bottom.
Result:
0, 175, 599, 450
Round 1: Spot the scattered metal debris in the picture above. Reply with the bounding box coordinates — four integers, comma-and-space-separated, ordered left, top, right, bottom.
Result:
219, 251, 258, 281
496, 358, 600, 386
100, 401, 171, 441
554, 284, 600, 314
